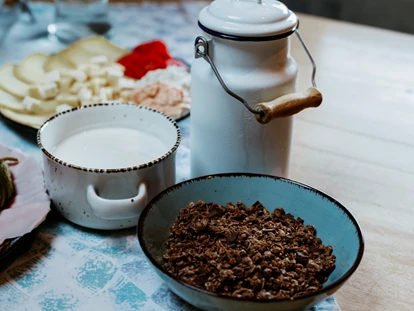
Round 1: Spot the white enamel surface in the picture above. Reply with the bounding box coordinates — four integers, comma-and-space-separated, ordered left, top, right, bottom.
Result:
38, 104, 179, 230
190, 35, 297, 178
87, 182, 148, 220
199, 0, 298, 37
52, 127, 169, 169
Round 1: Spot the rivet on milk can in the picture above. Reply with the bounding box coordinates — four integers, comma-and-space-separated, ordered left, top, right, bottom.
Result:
190, 0, 322, 178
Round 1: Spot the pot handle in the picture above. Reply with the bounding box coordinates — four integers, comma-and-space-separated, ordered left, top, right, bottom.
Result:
195, 31, 322, 124
254, 87, 322, 124
87, 182, 147, 220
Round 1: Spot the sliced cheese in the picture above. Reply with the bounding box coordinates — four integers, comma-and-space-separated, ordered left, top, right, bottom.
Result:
0, 89, 25, 112
60, 43, 94, 68
73, 36, 129, 63
0, 89, 60, 114
33, 100, 61, 114
61, 36, 129, 67
56, 94, 79, 107
22, 96, 42, 111
90, 55, 108, 64
0, 64, 29, 98
21, 96, 60, 114
46, 70, 61, 83
44, 51, 74, 72
14, 53, 49, 84
0, 107, 52, 129
58, 77, 73, 93
55, 104, 74, 113
28, 83, 59, 100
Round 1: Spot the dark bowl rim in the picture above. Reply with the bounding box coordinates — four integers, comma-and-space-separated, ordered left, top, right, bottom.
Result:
37, 103, 181, 173
137, 172, 365, 303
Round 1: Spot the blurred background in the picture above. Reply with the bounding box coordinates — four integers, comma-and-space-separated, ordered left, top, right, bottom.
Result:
2, 0, 414, 36
282, 0, 414, 34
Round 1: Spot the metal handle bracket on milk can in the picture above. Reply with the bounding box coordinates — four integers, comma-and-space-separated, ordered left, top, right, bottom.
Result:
194, 32, 323, 124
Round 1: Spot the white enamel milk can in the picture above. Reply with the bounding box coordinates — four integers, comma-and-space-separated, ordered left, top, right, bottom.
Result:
190, 0, 322, 178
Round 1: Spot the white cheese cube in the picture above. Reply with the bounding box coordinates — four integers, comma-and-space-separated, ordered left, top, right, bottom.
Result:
119, 90, 131, 102
106, 68, 124, 85
70, 82, 84, 94
98, 88, 107, 102
70, 69, 87, 82
22, 96, 42, 111
78, 64, 105, 79
89, 78, 106, 95
90, 55, 109, 64
110, 63, 126, 72
97, 88, 114, 102
77, 64, 92, 71
117, 77, 137, 89
28, 85, 44, 100
42, 83, 59, 99
92, 95, 101, 104
101, 87, 113, 101
81, 96, 100, 107
58, 77, 73, 93
58, 68, 73, 77
46, 70, 61, 83
78, 87, 92, 102
89, 67, 105, 78
56, 94, 79, 107
28, 83, 58, 100
55, 104, 73, 113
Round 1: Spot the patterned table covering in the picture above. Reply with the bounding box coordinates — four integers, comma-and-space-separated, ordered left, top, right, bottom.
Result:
0, 2, 341, 310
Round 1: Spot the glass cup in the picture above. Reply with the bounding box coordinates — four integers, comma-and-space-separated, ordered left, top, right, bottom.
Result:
48, 0, 111, 43
0, 0, 18, 45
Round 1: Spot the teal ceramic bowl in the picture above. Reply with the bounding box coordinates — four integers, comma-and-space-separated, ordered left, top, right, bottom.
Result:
138, 174, 364, 311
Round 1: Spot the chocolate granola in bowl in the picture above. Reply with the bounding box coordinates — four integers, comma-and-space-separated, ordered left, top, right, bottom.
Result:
163, 200, 336, 300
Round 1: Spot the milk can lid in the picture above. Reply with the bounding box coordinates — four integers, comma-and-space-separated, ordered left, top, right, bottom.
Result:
198, 0, 298, 40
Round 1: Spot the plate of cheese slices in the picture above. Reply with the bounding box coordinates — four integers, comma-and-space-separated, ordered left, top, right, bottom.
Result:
0, 36, 191, 130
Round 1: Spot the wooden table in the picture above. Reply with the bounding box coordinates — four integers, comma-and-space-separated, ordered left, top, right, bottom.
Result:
1, 2, 413, 310
290, 14, 414, 311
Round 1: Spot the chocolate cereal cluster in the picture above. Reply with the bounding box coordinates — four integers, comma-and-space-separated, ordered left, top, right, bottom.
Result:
164, 201, 336, 300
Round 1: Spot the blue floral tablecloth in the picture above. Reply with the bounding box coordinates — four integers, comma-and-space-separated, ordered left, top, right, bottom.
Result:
0, 2, 341, 310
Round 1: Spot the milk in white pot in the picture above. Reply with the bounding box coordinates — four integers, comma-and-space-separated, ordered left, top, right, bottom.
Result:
53, 127, 168, 169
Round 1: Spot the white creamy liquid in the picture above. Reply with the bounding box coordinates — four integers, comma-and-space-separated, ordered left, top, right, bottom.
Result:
52, 127, 169, 169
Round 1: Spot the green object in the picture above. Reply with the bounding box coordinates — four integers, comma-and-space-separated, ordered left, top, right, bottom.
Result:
0, 157, 18, 209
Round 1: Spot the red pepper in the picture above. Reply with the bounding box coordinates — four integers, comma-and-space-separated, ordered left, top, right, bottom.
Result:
118, 53, 167, 79
132, 40, 171, 60
118, 39, 186, 79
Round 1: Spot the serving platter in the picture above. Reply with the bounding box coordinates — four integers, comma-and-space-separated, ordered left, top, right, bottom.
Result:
0, 36, 191, 131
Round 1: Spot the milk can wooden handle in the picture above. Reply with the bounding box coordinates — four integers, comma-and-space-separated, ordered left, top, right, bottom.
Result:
254, 87, 322, 124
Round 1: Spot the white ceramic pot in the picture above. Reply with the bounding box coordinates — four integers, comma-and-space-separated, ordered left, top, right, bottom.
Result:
37, 103, 181, 230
